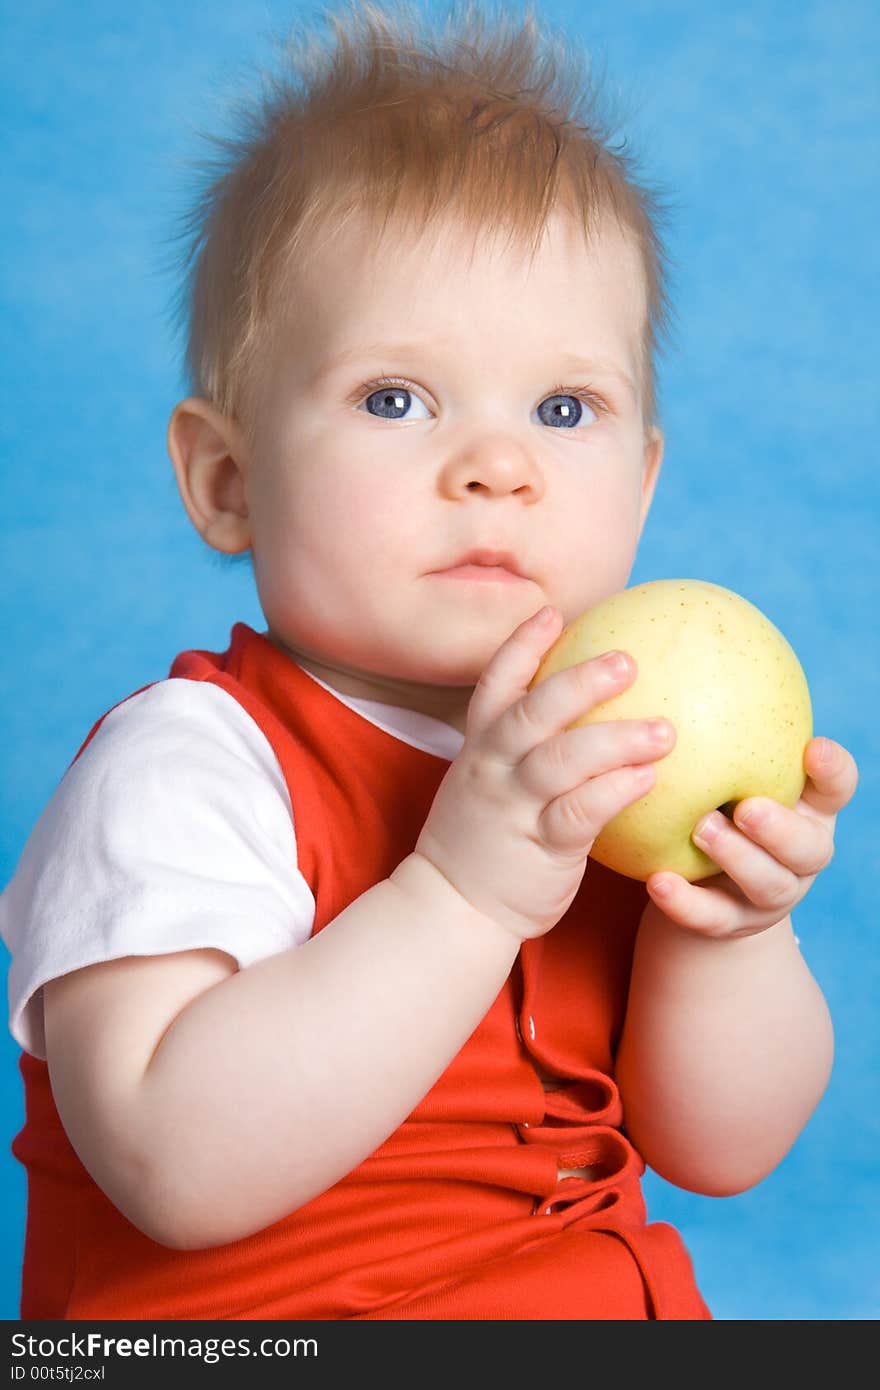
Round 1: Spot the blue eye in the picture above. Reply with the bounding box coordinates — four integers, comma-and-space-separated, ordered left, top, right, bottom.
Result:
536, 393, 596, 429
357, 378, 602, 427
362, 385, 431, 421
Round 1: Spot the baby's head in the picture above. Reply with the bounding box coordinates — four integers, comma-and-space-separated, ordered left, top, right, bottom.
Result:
167, 0, 673, 719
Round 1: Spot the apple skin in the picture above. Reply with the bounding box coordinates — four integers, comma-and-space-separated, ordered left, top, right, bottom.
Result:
530, 579, 813, 882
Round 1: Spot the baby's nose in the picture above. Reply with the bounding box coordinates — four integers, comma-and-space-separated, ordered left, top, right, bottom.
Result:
439, 436, 545, 500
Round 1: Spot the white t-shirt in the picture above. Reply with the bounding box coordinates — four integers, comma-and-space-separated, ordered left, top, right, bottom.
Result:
0, 667, 466, 1061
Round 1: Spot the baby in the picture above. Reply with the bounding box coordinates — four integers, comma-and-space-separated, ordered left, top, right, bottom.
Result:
0, 0, 857, 1321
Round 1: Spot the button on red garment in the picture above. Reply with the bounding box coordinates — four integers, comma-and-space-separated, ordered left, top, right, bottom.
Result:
13, 624, 711, 1320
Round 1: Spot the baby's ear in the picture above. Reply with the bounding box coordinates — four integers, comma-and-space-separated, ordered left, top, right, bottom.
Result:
637, 425, 664, 538
166, 398, 251, 553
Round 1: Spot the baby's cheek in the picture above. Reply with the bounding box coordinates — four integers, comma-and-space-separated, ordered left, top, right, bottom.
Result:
548, 491, 643, 615
255, 466, 403, 627
257, 463, 360, 563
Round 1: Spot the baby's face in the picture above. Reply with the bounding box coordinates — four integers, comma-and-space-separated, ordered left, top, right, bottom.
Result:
242, 205, 661, 720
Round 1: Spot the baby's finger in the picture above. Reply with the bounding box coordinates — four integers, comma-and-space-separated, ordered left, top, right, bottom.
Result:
518, 717, 675, 803
690, 810, 803, 912
730, 798, 835, 877
800, 738, 860, 818
645, 872, 744, 936
538, 762, 657, 855
482, 646, 637, 766
466, 606, 565, 738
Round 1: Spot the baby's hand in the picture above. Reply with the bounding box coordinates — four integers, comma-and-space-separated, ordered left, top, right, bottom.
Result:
414, 606, 675, 941
644, 736, 859, 938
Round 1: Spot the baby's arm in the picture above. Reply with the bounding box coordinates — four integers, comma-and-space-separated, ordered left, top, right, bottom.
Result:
44, 859, 518, 1249
44, 607, 669, 1250
615, 740, 856, 1194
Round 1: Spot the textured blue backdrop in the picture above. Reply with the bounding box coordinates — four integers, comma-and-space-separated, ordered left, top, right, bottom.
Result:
1, 0, 877, 1320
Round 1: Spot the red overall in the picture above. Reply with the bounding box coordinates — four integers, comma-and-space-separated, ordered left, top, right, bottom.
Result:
13, 623, 710, 1319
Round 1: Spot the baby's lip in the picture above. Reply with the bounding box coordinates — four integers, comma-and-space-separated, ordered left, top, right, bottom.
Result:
432, 548, 529, 579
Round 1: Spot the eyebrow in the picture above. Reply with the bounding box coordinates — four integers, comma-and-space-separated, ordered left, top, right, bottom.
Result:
550, 354, 638, 398
310, 341, 451, 386
312, 342, 637, 398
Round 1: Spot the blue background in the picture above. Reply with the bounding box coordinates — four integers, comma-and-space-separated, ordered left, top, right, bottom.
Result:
1, 0, 877, 1321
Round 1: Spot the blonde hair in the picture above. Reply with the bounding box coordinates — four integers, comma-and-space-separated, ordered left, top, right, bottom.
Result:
166, 0, 674, 443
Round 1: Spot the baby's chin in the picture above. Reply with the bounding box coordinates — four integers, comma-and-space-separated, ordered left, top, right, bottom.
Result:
270, 603, 539, 691
268, 628, 484, 697
377, 625, 524, 688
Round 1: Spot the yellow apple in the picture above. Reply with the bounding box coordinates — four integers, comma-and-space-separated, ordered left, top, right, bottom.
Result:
530, 579, 813, 882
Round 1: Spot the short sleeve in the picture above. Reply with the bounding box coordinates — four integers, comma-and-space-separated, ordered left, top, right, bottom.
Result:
0, 678, 316, 1059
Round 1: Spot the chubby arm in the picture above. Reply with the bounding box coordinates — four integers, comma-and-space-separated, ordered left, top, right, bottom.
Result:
615, 734, 856, 1195
44, 852, 518, 1251
614, 905, 833, 1194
